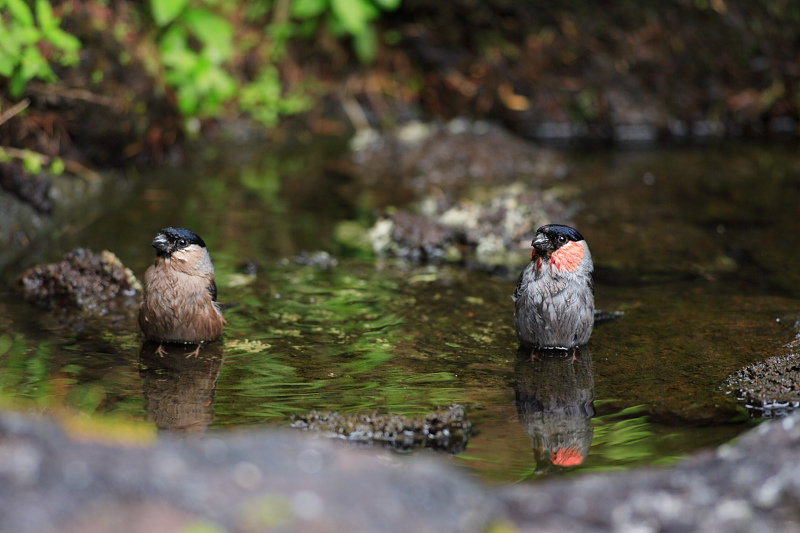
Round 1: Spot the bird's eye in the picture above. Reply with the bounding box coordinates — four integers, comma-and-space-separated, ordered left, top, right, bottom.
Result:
558, 235, 568, 244
177, 238, 188, 248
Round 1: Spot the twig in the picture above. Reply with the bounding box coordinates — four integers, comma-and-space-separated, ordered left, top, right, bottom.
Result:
0, 99, 31, 127
25, 82, 125, 109
338, 86, 371, 132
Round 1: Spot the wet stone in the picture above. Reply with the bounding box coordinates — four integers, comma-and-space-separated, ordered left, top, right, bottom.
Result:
15, 248, 141, 316
292, 250, 339, 269
723, 351, 800, 418
368, 183, 578, 267
348, 120, 577, 267
290, 404, 471, 454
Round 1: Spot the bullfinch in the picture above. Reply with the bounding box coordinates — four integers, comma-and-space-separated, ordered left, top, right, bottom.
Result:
513, 224, 594, 350
138, 227, 226, 356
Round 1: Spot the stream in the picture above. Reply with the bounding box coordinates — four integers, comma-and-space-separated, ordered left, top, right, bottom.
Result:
2, 133, 798, 484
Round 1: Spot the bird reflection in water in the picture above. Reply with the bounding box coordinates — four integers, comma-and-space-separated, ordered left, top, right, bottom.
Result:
139, 341, 224, 435
514, 345, 595, 473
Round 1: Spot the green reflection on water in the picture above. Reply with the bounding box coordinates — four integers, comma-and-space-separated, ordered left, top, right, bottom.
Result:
213, 260, 470, 426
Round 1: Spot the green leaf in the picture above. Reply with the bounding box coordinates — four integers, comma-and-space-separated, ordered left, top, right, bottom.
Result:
175, 84, 201, 115
17, 26, 43, 46
6, 0, 35, 27
159, 25, 195, 72
20, 45, 55, 81
35, 0, 57, 32
21, 152, 42, 174
44, 27, 82, 56
291, 0, 329, 19
183, 8, 234, 63
352, 24, 377, 63
150, 0, 189, 27
330, 0, 379, 35
49, 157, 65, 175
0, 56, 14, 77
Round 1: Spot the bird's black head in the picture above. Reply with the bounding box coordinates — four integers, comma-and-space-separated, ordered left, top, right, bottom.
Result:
152, 227, 207, 257
532, 224, 584, 254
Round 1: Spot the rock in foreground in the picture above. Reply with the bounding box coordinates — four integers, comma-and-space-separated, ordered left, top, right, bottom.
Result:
4, 409, 800, 532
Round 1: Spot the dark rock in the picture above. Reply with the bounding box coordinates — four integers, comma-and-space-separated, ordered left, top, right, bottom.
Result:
383, 211, 455, 262
15, 248, 141, 316
723, 351, 800, 418
291, 404, 471, 454
0, 161, 53, 214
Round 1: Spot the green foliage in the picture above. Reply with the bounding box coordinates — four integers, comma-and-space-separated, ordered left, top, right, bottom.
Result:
238, 65, 314, 127
292, 0, 401, 62
148, 0, 317, 126
151, 0, 190, 26
0, 0, 81, 97
1, 0, 402, 127
151, 2, 237, 117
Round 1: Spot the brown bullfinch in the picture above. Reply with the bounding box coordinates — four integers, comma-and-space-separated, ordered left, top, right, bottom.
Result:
138, 227, 226, 356
513, 224, 594, 350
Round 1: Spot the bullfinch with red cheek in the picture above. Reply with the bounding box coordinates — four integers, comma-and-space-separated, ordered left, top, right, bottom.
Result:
139, 227, 226, 356
513, 224, 594, 350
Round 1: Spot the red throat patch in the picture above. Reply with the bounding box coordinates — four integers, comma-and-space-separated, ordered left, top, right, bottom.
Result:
551, 446, 584, 467
549, 241, 584, 272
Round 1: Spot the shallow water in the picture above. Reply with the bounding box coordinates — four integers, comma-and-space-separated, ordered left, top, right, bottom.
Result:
2, 137, 799, 483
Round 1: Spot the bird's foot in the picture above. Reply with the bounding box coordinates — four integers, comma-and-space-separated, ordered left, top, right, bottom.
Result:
155, 343, 167, 356
186, 344, 202, 358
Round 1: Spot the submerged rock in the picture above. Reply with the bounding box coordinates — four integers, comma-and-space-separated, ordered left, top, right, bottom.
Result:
15, 248, 141, 316
723, 351, 800, 418
291, 404, 471, 454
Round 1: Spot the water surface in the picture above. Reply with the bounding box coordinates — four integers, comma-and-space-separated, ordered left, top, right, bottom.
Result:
2, 138, 798, 483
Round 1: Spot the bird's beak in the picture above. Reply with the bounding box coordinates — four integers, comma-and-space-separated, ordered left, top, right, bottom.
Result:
531, 232, 551, 252
152, 234, 171, 255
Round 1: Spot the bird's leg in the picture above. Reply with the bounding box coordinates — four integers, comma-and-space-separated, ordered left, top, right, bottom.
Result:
186, 343, 202, 358
155, 343, 167, 356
